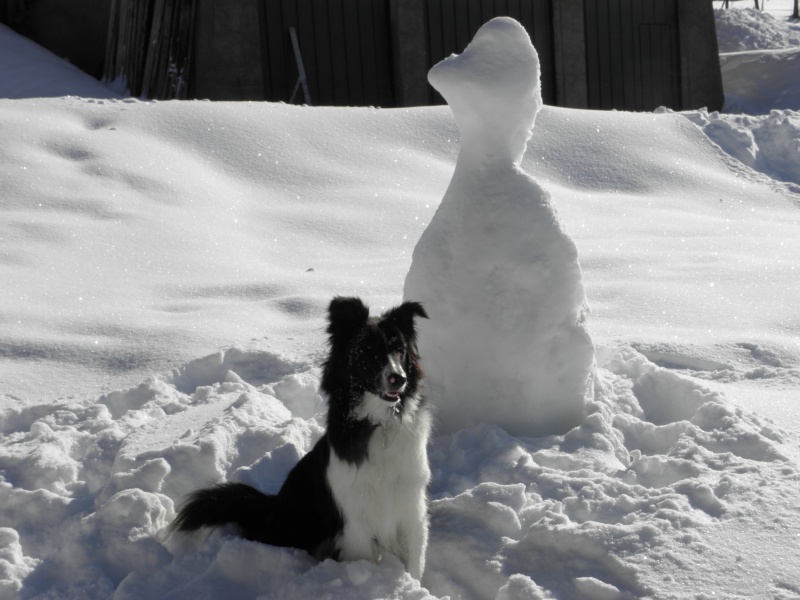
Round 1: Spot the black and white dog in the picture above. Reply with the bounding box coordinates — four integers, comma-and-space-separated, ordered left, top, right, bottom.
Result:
172, 297, 432, 579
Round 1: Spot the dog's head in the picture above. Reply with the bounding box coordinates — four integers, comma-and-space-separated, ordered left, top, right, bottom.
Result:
322, 296, 428, 406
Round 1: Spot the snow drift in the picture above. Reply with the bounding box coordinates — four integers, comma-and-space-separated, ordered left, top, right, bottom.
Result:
0, 23, 118, 100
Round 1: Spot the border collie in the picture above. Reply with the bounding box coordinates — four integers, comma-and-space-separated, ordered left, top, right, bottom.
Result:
172, 296, 432, 579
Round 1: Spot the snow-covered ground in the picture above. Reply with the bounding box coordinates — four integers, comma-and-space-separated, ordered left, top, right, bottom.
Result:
715, 3, 800, 113
1, 6, 799, 600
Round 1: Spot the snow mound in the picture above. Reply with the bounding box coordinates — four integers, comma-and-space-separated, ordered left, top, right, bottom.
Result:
685, 108, 800, 188
714, 8, 800, 52
719, 48, 800, 115
0, 23, 118, 99
404, 17, 594, 437
0, 357, 327, 597
713, 8, 800, 115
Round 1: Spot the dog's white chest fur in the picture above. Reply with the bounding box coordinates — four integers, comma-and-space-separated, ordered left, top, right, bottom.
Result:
326, 395, 432, 579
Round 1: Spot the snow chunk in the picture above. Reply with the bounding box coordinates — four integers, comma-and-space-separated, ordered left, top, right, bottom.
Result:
404, 17, 594, 437
0, 528, 39, 597
685, 109, 800, 186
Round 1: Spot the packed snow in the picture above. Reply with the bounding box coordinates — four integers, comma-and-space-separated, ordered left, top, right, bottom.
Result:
404, 18, 594, 437
714, 6, 800, 52
714, 7, 800, 114
2, 5, 800, 600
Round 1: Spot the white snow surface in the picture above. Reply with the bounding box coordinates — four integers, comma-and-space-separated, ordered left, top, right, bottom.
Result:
0, 23, 118, 100
714, 7, 800, 52
404, 18, 594, 437
2, 10, 800, 600
714, 6, 800, 114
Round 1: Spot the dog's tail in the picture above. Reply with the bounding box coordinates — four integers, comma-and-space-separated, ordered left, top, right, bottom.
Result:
171, 482, 275, 543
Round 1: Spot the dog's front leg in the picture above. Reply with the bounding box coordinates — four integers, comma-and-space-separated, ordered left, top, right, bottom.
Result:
400, 509, 429, 580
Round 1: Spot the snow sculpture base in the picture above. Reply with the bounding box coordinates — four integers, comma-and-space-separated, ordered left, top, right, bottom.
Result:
404, 17, 595, 437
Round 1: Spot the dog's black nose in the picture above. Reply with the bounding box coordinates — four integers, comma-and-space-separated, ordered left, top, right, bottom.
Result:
387, 372, 406, 389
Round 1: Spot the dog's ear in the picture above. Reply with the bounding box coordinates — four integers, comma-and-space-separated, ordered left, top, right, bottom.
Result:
327, 296, 370, 342
384, 301, 428, 341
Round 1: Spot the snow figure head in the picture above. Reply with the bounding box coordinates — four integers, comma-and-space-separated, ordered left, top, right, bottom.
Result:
429, 17, 542, 166
404, 17, 595, 437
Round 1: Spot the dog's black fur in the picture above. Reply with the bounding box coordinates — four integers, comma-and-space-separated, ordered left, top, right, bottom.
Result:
171, 296, 429, 569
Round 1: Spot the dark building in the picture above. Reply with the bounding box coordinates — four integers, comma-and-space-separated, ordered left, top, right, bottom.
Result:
2, 0, 723, 112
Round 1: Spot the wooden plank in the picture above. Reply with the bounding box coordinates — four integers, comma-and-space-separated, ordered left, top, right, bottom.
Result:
129, 0, 142, 94
171, 0, 188, 98
103, 0, 119, 82
427, 0, 444, 66
666, 0, 681, 109
497, 0, 511, 18
617, 0, 634, 109
311, 0, 332, 104
440, 0, 456, 56
467, 0, 482, 35
480, 0, 493, 25
135, 0, 150, 95
155, 0, 177, 98
327, 0, 349, 104
529, 0, 556, 105
121, 0, 132, 88
584, 0, 601, 108
264, 0, 287, 100
596, 0, 613, 108
148, 0, 165, 97
639, 24, 654, 110
371, 0, 394, 106
179, 0, 197, 99
170, 0, 193, 99
357, 0, 380, 105
631, 0, 643, 110
519, 0, 532, 36
641, 0, 658, 110
342, 0, 362, 106
294, 0, 317, 103
608, 0, 624, 108
141, 0, 164, 98
454, 0, 470, 51
256, 0, 269, 99
426, 0, 446, 104
129, 0, 140, 94
114, 0, 128, 83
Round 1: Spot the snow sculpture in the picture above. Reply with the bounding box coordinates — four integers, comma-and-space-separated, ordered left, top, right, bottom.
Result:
403, 17, 595, 437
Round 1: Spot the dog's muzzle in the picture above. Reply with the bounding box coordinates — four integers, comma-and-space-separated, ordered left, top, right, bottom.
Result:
381, 355, 406, 402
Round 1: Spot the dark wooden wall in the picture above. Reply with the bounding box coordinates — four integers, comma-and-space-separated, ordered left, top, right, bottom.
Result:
584, 0, 681, 111
4, 0, 720, 111
260, 0, 396, 106
259, 0, 556, 107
